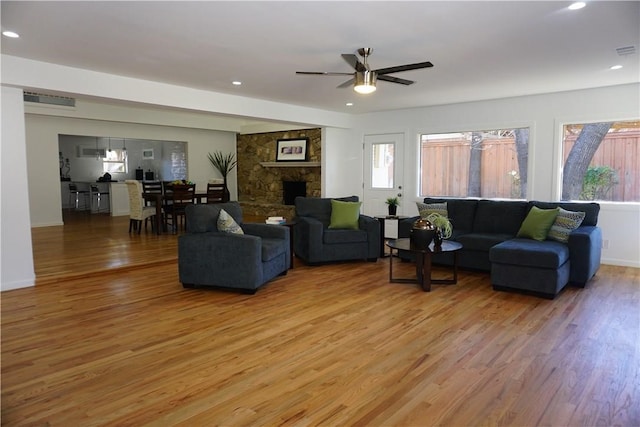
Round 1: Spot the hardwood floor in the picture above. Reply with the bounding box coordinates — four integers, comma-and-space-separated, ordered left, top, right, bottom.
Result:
2, 211, 639, 426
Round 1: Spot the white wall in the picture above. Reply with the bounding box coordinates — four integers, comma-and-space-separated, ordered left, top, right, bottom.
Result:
3, 55, 353, 131
25, 113, 237, 226
351, 84, 640, 267
1, 87, 35, 291
322, 127, 362, 198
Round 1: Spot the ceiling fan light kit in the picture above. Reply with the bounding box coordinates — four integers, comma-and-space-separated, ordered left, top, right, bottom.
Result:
296, 47, 433, 95
354, 70, 377, 94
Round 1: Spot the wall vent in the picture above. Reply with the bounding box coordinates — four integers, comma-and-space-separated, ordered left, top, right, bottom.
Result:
23, 91, 76, 107
616, 46, 636, 56
77, 146, 106, 158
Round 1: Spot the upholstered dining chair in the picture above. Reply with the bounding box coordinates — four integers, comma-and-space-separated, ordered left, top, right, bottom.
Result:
125, 180, 159, 233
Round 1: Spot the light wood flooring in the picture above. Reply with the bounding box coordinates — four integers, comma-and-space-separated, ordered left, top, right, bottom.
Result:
1, 211, 639, 426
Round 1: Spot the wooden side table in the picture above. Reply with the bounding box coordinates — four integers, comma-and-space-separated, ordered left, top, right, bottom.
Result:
375, 215, 410, 257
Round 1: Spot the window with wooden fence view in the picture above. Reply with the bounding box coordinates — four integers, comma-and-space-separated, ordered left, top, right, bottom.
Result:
420, 128, 529, 199
562, 120, 640, 202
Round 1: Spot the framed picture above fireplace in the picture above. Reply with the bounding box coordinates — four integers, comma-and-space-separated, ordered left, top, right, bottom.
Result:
276, 138, 308, 162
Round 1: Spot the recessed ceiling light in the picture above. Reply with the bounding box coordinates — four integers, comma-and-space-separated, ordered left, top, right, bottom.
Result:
568, 2, 586, 10
2, 31, 20, 38
610, 65, 623, 70
232, 81, 242, 86
346, 102, 353, 106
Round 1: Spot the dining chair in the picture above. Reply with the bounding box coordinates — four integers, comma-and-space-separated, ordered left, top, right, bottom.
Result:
125, 180, 158, 233
164, 183, 196, 233
206, 182, 225, 204
142, 181, 163, 207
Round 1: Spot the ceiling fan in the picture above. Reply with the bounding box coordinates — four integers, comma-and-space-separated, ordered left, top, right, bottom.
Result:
296, 48, 433, 94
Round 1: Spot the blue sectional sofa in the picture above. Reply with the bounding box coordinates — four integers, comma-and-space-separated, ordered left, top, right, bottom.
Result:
399, 198, 602, 299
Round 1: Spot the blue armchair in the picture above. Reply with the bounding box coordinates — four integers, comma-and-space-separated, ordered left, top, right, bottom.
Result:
293, 196, 380, 264
178, 202, 290, 294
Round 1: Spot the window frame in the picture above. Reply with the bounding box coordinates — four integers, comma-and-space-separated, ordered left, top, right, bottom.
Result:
417, 123, 533, 200
102, 148, 128, 175
555, 114, 640, 204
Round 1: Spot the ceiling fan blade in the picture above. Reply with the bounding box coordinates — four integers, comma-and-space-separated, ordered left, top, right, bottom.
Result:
296, 71, 355, 76
377, 75, 415, 85
337, 78, 355, 88
342, 54, 367, 72
375, 61, 434, 75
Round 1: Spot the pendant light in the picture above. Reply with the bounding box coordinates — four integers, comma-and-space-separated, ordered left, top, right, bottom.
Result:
108, 137, 112, 153
95, 137, 100, 161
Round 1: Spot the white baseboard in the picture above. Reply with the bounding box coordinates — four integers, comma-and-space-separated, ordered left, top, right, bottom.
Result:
601, 258, 640, 268
1, 277, 35, 291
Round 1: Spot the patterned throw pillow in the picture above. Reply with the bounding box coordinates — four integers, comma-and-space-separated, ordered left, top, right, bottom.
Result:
217, 209, 244, 234
416, 201, 448, 219
547, 207, 585, 243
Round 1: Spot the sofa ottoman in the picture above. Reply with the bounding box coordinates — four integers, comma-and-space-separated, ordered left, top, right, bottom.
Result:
490, 238, 571, 299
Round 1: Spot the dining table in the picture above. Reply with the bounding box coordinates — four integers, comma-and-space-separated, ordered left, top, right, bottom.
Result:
142, 191, 208, 234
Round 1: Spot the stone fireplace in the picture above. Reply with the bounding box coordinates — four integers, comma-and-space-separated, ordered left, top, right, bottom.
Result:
237, 128, 321, 219
282, 180, 306, 205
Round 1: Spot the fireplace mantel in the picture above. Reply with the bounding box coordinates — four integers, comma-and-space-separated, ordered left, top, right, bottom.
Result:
260, 162, 320, 168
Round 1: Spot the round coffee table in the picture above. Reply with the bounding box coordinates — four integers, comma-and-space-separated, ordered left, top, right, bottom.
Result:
385, 238, 463, 292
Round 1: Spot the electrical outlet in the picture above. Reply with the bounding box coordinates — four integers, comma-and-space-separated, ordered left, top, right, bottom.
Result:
602, 239, 609, 249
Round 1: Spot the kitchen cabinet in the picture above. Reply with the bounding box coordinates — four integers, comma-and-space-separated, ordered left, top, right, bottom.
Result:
109, 182, 130, 216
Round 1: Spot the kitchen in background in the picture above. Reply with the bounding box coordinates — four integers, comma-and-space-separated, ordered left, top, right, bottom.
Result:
58, 134, 187, 183
58, 134, 187, 213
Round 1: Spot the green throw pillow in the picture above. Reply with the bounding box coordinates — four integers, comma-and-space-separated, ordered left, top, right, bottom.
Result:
516, 206, 559, 241
217, 209, 244, 234
547, 207, 585, 243
328, 199, 361, 230
416, 201, 448, 219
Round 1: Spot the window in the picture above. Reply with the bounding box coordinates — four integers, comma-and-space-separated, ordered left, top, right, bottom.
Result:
371, 142, 395, 189
420, 128, 529, 199
561, 120, 640, 202
103, 148, 128, 174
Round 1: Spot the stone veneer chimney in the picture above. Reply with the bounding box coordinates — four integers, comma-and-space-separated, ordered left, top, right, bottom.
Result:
237, 128, 321, 218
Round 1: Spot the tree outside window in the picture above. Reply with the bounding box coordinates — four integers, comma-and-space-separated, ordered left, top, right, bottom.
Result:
562, 120, 640, 202
420, 128, 529, 199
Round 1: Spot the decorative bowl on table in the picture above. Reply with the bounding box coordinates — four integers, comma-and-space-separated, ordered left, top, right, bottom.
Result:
410, 218, 435, 250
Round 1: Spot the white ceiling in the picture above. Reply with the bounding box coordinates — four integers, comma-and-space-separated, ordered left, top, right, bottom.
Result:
1, 1, 639, 115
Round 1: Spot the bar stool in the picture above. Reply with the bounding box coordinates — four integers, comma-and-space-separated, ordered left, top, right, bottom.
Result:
68, 183, 89, 210
90, 184, 110, 212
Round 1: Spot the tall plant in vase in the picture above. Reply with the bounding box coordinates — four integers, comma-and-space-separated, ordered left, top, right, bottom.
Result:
207, 151, 237, 202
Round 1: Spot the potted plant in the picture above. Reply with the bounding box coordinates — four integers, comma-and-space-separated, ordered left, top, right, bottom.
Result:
385, 197, 400, 216
425, 212, 453, 246
207, 151, 238, 202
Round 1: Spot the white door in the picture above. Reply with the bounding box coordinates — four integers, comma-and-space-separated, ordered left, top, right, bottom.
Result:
362, 133, 404, 218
